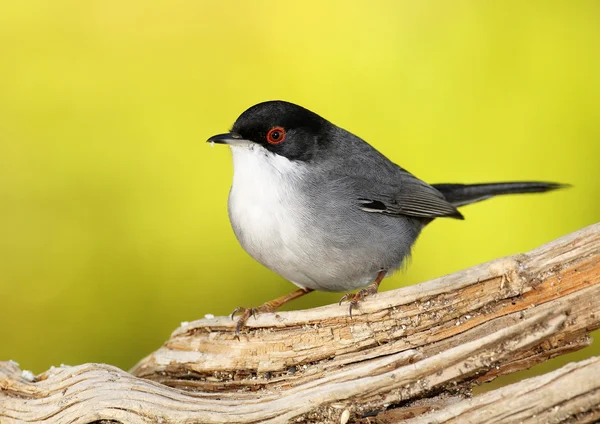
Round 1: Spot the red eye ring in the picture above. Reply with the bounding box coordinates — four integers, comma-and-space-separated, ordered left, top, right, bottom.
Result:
266, 127, 286, 145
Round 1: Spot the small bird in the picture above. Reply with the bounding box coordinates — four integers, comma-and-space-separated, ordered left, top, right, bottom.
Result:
207, 100, 565, 335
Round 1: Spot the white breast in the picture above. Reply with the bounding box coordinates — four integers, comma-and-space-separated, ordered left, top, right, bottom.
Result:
228, 145, 312, 287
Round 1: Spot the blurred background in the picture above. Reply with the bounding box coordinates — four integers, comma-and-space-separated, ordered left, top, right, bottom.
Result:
0, 0, 598, 391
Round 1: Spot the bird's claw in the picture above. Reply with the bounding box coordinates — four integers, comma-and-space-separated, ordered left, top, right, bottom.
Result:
230, 306, 258, 320
230, 306, 260, 339
339, 285, 379, 318
230, 307, 242, 320
338, 290, 362, 318
228, 289, 314, 339
338, 293, 352, 306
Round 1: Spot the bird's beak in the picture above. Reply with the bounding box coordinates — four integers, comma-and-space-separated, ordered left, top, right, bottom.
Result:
206, 132, 251, 147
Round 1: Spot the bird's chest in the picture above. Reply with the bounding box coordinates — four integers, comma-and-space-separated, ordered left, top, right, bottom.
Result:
227, 147, 307, 264
228, 180, 299, 252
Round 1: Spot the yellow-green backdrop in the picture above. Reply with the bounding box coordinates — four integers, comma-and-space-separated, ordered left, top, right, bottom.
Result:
1, 1, 598, 391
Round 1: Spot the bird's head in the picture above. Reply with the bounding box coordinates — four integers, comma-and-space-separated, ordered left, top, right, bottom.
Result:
207, 101, 331, 162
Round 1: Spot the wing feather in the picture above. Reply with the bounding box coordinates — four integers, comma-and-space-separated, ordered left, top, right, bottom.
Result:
355, 171, 463, 220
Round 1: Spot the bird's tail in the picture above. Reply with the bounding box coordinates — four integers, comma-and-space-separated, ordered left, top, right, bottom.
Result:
432, 181, 568, 208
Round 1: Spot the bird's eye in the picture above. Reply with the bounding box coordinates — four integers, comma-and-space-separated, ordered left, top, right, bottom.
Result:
266, 127, 286, 145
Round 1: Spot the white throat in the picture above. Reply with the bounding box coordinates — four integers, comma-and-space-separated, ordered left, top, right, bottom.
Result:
230, 144, 303, 186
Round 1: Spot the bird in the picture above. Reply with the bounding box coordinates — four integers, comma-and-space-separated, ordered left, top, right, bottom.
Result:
207, 100, 566, 336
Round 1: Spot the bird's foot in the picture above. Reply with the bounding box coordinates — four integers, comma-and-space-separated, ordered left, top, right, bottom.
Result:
230, 305, 272, 339
338, 283, 380, 318
230, 288, 314, 338
338, 270, 387, 318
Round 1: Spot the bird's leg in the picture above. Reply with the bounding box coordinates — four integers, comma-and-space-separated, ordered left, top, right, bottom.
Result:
231, 288, 314, 338
339, 270, 387, 318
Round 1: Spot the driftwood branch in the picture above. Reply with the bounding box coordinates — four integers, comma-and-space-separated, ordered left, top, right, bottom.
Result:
1, 223, 599, 423
404, 356, 600, 424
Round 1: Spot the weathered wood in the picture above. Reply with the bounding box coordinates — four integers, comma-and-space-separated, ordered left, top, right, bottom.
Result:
404, 356, 600, 424
1, 223, 599, 423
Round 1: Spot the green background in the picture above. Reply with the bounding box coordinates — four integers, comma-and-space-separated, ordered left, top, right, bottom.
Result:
1, 0, 598, 391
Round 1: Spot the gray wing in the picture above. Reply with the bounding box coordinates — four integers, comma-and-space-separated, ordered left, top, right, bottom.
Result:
319, 128, 463, 220
355, 170, 464, 220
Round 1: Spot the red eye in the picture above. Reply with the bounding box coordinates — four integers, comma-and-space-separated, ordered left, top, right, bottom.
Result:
266, 127, 286, 145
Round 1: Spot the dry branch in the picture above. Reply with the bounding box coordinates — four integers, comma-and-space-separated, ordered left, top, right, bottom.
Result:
403, 356, 600, 424
1, 223, 599, 423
